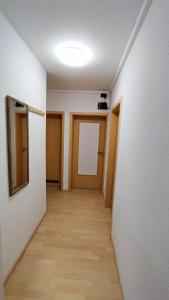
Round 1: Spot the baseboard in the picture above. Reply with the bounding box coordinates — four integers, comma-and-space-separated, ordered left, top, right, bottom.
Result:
111, 237, 124, 300
4, 210, 47, 285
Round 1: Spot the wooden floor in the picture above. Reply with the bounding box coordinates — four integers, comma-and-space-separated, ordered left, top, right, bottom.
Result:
5, 189, 123, 300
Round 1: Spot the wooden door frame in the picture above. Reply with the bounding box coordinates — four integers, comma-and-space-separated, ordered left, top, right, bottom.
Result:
69, 112, 108, 191
46, 111, 65, 190
105, 98, 123, 208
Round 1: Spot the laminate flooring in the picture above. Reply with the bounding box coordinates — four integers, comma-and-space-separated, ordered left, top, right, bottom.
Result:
5, 189, 123, 300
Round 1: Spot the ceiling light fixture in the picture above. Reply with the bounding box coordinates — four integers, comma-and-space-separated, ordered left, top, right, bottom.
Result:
55, 42, 92, 67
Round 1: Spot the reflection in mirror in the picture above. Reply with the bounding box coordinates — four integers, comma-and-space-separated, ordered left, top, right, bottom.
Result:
6, 96, 29, 196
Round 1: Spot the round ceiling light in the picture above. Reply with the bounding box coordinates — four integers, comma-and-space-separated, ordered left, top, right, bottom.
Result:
55, 42, 92, 67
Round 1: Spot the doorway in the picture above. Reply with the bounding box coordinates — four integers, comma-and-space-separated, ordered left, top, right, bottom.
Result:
15, 112, 28, 188
46, 112, 64, 190
69, 113, 108, 191
105, 99, 122, 208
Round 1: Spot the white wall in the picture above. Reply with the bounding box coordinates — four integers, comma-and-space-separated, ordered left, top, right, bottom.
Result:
110, 1, 169, 299
0, 224, 4, 300
47, 91, 109, 191
0, 12, 46, 279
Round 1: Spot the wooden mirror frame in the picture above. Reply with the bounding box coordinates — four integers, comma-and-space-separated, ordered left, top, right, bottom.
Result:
6, 96, 29, 196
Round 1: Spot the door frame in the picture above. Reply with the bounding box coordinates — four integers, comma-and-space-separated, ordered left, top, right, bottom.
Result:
69, 112, 108, 191
105, 98, 123, 208
46, 111, 65, 190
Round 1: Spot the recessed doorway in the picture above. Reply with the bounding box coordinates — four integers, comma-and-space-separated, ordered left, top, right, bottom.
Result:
105, 99, 122, 208
46, 112, 64, 190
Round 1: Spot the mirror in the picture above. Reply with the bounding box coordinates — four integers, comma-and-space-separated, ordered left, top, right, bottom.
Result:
6, 96, 29, 196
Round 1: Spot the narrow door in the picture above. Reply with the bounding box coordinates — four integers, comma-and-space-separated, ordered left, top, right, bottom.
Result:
21, 114, 28, 183
72, 116, 106, 190
111, 112, 119, 209
46, 114, 62, 188
105, 102, 121, 208
16, 113, 28, 187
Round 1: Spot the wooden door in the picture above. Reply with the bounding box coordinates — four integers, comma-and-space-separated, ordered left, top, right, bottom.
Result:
105, 102, 121, 208
110, 113, 119, 209
72, 116, 106, 190
21, 114, 28, 183
16, 113, 28, 187
46, 114, 62, 187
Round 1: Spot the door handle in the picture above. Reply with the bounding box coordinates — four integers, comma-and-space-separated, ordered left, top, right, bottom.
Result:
97, 151, 104, 156
21, 147, 28, 152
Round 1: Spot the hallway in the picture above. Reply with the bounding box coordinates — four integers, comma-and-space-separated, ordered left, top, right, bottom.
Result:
5, 189, 123, 300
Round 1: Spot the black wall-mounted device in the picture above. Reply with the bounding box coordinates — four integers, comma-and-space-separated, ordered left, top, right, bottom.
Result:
101, 93, 107, 99
98, 93, 108, 110
98, 102, 107, 110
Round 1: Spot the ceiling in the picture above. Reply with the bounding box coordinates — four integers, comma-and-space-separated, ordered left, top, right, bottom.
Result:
0, 0, 144, 91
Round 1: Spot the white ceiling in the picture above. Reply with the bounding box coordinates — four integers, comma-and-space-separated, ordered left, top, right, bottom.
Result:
0, 0, 144, 91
